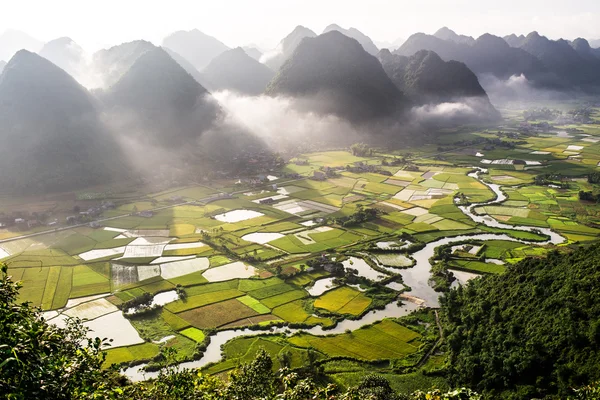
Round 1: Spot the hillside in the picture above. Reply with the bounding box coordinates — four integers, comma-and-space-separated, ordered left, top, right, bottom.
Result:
162, 29, 229, 71
104, 47, 218, 147
322, 24, 379, 55
266, 31, 405, 122
92, 40, 156, 88
202, 47, 274, 95
264, 25, 316, 71
242, 46, 263, 61
0, 50, 122, 194
442, 244, 600, 399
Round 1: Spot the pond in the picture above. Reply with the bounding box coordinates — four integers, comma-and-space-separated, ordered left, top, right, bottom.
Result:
307, 277, 338, 296
214, 209, 264, 223
449, 269, 481, 288
150, 290, 179, 307
342, 257, 388, 281
241, 232, 285, 244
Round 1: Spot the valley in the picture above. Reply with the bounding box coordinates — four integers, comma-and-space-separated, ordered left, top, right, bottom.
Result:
3, 103, 600, 394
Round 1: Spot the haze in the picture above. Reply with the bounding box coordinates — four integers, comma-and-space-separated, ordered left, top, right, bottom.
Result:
2, 0, 600, 52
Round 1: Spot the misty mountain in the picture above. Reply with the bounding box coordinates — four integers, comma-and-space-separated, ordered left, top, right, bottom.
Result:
434, 27, 474, 45
0, 29, 42, 61
103, 46, 219, 147
39, 37, 88, 83
0, 50, 122, 194
242, 46, 263, 61
322, 24, 379, 55
0, 60, 5, 74
378, 49, 499, 120
263, 25, 316, 71
517, 32, 600, 87
266, 31, 405, 122
396, 32, 550, 84
201, 47, 275, 95
92, 40, 156, 88
162, 29, 229, 71
163, 47, 212, 89
590, 39, 600, 48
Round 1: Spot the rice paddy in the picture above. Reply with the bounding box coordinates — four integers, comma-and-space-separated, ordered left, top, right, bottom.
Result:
5, 111, 600, 378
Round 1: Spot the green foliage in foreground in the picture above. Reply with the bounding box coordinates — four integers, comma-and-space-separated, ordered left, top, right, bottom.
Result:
442, 245, 600, 399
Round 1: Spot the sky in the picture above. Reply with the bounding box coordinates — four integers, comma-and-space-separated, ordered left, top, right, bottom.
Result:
1, 0, 600, 52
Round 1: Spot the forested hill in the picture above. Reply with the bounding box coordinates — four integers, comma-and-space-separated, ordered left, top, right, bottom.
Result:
441, 244, 600, 399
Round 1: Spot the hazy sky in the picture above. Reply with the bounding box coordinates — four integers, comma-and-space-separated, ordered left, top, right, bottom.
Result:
1, 0, 600, 52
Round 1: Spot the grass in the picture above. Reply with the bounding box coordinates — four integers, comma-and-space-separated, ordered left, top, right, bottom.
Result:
314, 287, 372, 316
103, 343, 160, 367
289, 319, 421, 360
450, 259, 506, 274
261, 289, 307, 309
272, 299, 333, 326
237, 295, 271, 314
180, 327, 206, 343
248, 283, 295, 300
70, 264, 110, 298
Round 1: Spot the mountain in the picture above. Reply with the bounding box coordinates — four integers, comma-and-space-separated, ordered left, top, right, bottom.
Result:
0, 50, 122, 194
201, 47, 274, 95
322, 24, 379, 55
266, 31, 404, 122
378, 49, 499, 121
570, 38, 600, 60
518, 31, 600, 87
242, 46, 262, 61
264, 25, 317, 71
0, 60, 5, 74
434, 27, 474, 45
378, 49, 487, 100
503, 33, 526, 47
163, 47, 212, 89
39, 37, 88, 84
92, 40, 156, 88
103, 46, 218, 147
162, 29, 229, 71
0, 30, 42, 61
589, 39, 600, 48
396, 32, 550, 83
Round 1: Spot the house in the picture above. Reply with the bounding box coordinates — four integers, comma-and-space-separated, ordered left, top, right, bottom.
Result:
66, 216, 78, 224
27, 220, 40, 229
89, 221, 101, 228
139, 211, 154, 218
14, 218, 25, 224
47, 221, 58, 226
259, 198, 275, 205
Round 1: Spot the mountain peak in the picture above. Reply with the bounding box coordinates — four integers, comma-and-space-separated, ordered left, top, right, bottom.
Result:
267, 30, 404, 122
321, 24, 379, 55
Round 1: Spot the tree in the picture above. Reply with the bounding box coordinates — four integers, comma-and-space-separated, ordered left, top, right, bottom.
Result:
0, 264, 122, 399
226, 349, 276, 399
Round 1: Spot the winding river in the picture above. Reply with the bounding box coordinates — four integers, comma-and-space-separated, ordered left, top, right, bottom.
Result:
123, 167, 565, 381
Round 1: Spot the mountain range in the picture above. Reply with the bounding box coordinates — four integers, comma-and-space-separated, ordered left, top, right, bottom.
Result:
267, 31, 405, 122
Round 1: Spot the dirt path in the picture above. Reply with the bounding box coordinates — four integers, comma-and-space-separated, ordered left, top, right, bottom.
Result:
416, 309, 444, 369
